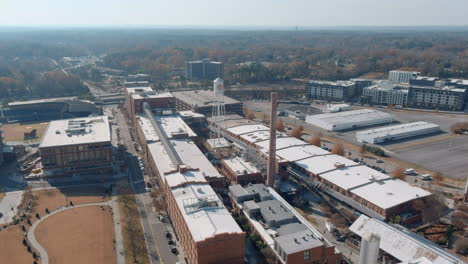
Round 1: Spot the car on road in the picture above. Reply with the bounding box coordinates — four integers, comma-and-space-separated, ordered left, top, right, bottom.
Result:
376, 159, 384, 163
421, 174, 432, 181
170, 245, 178, 254
159, 216, 166, 222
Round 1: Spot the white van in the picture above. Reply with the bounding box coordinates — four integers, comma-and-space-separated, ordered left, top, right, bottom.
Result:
405, 168, 415, 175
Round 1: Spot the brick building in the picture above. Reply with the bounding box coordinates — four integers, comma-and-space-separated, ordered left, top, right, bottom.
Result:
125, 87, 175, 121
172, 90, 243, 117
135, 107, 245, 264
220, 156, 263, 185
229, 184, 342, 264
39, 116, 113, 177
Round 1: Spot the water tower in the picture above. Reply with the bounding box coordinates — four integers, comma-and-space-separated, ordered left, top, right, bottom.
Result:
210, 78, 226, 148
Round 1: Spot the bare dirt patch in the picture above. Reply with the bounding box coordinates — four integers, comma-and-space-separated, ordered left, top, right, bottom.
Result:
36, 205, 116, 264
1, 122, 49, 142
0, 225, 34, 264
31, 186, 110, 218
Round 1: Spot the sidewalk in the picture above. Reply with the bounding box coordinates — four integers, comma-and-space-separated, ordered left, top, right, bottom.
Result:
0, 190, 24, 225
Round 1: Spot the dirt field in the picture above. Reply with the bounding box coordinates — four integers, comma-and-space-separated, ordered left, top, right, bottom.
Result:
36, 205, 116, 264
1, 122, 49, 142
31, 186, 110, 218
0, 225, 35, 264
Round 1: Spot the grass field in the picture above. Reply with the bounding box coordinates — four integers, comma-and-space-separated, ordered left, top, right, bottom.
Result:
118, 193, 150, 264
1, 122, 49, 142
36, 206, 116, 264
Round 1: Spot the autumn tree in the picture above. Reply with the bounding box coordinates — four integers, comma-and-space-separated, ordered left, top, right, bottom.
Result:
360, 144, 367, 157
392, 167, 406, 180
246, 112, 254, 120
432, 171, 443, 182
331, 142, 345, 156
309, 133, 321, 147
291, 126, 302, 139
277, 119, 285, 132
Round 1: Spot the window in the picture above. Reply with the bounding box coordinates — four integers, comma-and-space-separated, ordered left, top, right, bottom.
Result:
304, 251, 310, 260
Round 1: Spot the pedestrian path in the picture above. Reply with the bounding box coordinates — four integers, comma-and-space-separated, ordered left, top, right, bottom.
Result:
27, 201, 110, 264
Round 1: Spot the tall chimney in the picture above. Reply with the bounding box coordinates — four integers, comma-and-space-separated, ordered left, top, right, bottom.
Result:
267, 92, 278, 187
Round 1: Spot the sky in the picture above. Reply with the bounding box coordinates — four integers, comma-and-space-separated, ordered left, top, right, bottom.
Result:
1, 0, 468, 28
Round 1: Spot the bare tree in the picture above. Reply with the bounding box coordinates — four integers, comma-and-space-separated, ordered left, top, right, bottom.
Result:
432, 171, 443, 182
331, 142, 345, 156
392, 167, 406, 180
360, 144, 367, 157
309, 133, 321, 147
291, 126, 302, 139
260, 247, 277, 264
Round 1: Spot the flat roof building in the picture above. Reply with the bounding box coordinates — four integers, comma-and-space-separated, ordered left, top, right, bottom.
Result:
348, 215, 465, 264
362, 81, 409, 106
305, 109, 394, 131
229, 184, 342, 264
218, 116, 431, 220
39, 116, 112, 177
185, 59, 224, 81
136, 108, 245, 264
125, 86, 175, 120
356, 121, 441, 144
408, 85, 467, 111
306, 80, 356, 101
388, 70, 420, 84
220, 156, 263, 186
173, 90, 243, 116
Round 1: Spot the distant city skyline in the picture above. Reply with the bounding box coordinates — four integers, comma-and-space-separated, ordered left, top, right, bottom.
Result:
1, 0, 468, 27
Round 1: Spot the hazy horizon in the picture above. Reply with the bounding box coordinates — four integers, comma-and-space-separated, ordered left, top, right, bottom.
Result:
1, 0, 468, 27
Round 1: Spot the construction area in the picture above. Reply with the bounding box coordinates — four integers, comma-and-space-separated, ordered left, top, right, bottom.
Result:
1, 122, 49, 143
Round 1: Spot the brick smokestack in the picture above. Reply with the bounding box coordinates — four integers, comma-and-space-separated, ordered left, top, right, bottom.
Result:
267, 92, 278, 187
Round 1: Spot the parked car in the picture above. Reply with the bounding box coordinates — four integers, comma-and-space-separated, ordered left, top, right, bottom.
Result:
376, 159, 384, 163
170, 245, 178, 254
159, 216, 165, 222
165, 231, 172, 238
421, 174, 432, 181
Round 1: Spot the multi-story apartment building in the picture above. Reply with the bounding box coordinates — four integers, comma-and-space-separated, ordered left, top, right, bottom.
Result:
388, 70, 420, 84
407, 86, 467, 111
362, 81, 409, 106
409, 76, 439, 87
185, 59, 224, 81
306, 80, 355, 101
39, 116, 113, 177
351, 79, 374, 96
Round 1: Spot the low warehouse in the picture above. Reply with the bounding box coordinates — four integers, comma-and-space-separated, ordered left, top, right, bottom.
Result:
305, 109, 394, 131
356, 121, 441, 144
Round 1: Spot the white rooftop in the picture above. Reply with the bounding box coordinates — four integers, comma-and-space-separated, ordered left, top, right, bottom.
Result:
136, 115, 159, 143
172, 182, 243, 242
320, 165, 390, 190
131, 91, 174, 100
356, 122, 440, 140
155, 115, 197, 139
228, 124, 270, 136
350, 215, 464, 264
295, 154, 357, 175
39, 116, 110, 148
206, 138, 231, 149
223, 157, 260, 175
256, 136, 306, 151
308, 109, 393, 126
351, 178, 431, 209
125, 86, 153, 94
276, 144, 330, 162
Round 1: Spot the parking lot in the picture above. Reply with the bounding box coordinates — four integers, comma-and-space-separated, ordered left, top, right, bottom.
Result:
245, 100, 468, 179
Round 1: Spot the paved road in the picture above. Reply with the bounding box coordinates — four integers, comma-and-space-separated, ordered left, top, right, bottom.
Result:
115, 106, 181, 264
27, 201, 110, 264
